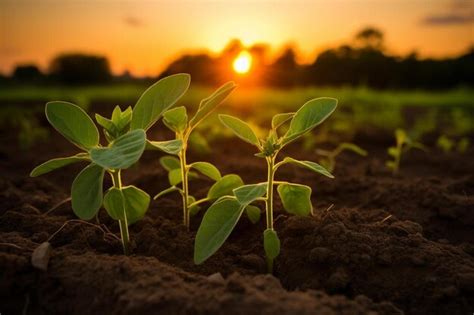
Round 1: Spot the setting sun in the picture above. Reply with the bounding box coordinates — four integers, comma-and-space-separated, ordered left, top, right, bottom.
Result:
233, 51, 252, 74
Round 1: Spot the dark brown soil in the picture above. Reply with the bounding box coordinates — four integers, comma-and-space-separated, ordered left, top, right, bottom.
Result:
1, 108, 473, 314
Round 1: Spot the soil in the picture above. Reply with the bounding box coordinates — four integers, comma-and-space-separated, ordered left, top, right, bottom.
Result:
1, 106, 473, 314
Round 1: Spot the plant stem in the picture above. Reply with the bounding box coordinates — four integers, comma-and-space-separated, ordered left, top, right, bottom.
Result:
111, 170, 130, 255
179, 144, 190, 229
265, 156, 275, 230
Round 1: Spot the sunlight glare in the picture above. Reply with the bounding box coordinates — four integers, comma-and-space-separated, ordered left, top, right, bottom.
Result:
233, 51, 252, 74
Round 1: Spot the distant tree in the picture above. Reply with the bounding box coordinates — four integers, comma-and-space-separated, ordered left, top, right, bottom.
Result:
355, 27, 384, 51
49, 53, 111, 84
268, 47, 300, 87
12, 64, 43, 82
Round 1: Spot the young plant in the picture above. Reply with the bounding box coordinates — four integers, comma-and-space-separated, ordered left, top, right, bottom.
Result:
153, 81, 239, 229
30, 73, 191, 254
194, 97, 338, 272
316, 142, 367, 172
386, 128, 427, 175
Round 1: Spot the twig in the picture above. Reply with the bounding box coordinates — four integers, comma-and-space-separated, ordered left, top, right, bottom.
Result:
0, 242, 24, 250
43, 197, 71, 216
379, 214, 393, 224
47, 219, 121, 242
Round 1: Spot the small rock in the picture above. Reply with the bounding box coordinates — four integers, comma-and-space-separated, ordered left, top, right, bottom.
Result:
31, 242, 52, 271
239, 254, 265, 271
320, 222, 346, 238
207, 272, 225, 284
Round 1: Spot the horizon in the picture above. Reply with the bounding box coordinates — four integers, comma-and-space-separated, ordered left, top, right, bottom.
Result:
1, 0, 473, 77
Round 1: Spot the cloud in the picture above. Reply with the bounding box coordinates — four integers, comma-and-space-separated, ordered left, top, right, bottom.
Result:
123, 16, 145, 28
422, 13, 474, 25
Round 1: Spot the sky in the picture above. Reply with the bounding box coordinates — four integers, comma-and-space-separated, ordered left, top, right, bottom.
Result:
1, 0, 473, 76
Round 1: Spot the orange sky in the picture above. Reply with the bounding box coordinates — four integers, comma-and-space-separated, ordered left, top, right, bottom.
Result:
1, 0, 473, 76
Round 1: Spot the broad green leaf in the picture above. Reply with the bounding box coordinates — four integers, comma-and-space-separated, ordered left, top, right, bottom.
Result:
339, 143, 367, 156
189, 81, 237, 129
277, 183, 312, 216
283, 98, 337, 145
168, 168, 182, 186
160, 156, 180, 171
233, 183, 267, 205
219, 114, 260, 147
194, 197, 245, 264
263, 229, 280, 260
245, 205, 261, 224
282, 157, 334, 178
46, 101, 99, 150
130, 73, 190, 131
163, 106, 188, 133
189, 162, 221, 181
103, 186, 150, 225
147, 139, 182, 155
153, 186, 179, 200
207, 174, 244, 200
71, 164, 104, 220
272, 112, 294, 129
30, 153, 89, 177
90, 129, 146, 170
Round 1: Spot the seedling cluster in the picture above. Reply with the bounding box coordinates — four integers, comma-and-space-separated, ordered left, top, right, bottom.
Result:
31, 73, 366, 273
316, 142, 367, 172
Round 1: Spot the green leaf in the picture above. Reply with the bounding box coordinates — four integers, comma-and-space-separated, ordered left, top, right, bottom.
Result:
272, 112, 294, 129
103, 186, 150, 225
163, 106, 188, 133
95, 114, 116, 135
130, 73, 191, 131
90, 129, 146, 170
233, 183, 267, 205
207, 174, 244, 200
189, 162, 221, 181
189, 81, 237, 129
46, 101, 99, 150
263, 229, 280, 260
168, 168, 182, 186
194, 197, 245, 264
339, 143, 367, 156
146, 139, 182, 154
277, 183, 312, 216
388, 147, 398, 157
281, 157, 334, 178
219, 114, 260, 147
188, 195, 201, 216
245, 205, 261, 224
283, 97, 337, 145
154, 186, 179, 200
160, 156, 180, 171
115, 106, 133, 131
30, 153, 89, 177
71, 164, 104, 220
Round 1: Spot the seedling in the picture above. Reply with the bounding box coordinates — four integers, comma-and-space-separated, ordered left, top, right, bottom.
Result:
194, 97, 337, 272
153, 81, 240, 229
316, 142, 367, 172
30, 73, 191, 254
437, 135, 470, 153
386, 129, 427, 175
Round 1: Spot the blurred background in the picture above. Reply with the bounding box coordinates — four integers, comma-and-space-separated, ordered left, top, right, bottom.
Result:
0, 0, 473, 151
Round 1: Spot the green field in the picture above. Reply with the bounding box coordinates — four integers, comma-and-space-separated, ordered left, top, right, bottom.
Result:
1, 84, 473, 150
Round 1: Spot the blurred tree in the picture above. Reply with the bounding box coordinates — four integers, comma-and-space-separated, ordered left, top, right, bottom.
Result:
12, 64, 43, 83
49, 54, 111, 84
355, 27, 385, 50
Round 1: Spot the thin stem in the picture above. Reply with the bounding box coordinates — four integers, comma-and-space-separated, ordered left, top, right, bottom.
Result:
265, 156, 275, 230
188, 197, 210, 208
111, 170, 130, 255
179, 143, 190, 229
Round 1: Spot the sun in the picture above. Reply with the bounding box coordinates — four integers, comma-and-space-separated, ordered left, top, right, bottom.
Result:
233, 51, 252, 74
